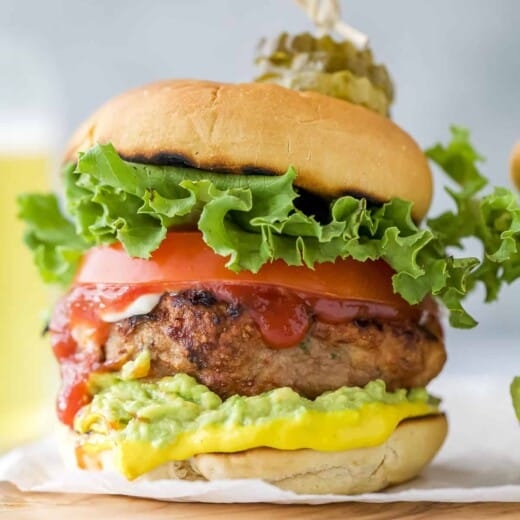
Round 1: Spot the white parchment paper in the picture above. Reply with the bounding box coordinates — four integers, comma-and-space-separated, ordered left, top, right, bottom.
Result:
2, 374, 520, 503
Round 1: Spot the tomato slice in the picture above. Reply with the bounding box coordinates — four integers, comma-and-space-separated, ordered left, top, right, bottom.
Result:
75, 232, 410, 310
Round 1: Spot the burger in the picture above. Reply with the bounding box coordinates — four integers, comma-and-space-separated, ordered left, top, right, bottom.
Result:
18, 79, 519, 495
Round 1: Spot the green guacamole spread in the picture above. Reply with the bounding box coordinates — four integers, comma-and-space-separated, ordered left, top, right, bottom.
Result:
75, 354, 438, 448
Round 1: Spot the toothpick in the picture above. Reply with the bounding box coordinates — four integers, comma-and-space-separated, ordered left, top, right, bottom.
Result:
294, 0, 369, 49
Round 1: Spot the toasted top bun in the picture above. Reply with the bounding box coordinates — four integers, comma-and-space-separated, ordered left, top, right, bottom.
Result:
65, 79, 433, 221
511, 141, 520, 191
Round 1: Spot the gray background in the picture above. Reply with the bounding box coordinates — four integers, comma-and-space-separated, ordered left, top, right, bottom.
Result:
2, 0, 520, 368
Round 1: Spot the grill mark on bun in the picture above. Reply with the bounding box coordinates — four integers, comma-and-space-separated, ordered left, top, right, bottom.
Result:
123, 151, 387, 210
116, 153, 390, 222
122, 152, 281, 179
120, 152, 199, 169
240, 165, 278, 177
64, 81, 433, 221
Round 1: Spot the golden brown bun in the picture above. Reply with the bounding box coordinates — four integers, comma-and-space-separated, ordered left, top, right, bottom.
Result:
64, 80, 433, 221
63, 414, 447, 496
511, 141, 520, 191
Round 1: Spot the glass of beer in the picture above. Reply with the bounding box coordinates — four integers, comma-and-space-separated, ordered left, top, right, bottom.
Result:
0, 37, 61, 451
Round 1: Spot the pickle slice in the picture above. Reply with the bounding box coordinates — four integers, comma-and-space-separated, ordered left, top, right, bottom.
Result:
255, 31, 394, 115
256, 70, 390, 116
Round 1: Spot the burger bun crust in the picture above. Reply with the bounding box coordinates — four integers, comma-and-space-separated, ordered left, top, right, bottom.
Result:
64, 80, 433, 221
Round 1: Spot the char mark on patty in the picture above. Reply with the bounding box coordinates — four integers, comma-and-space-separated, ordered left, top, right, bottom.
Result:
100, 289, 445, 399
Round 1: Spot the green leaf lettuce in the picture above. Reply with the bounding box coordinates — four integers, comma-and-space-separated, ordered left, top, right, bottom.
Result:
17, 127, 520, 328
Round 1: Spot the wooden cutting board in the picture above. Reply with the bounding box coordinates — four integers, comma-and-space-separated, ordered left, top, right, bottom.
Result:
1, 483, 519, 519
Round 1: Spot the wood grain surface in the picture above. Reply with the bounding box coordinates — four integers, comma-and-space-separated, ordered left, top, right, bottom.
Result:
1, 483, 520, 519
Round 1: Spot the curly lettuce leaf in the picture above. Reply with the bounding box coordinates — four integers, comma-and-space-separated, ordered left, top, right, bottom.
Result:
17, 127, 520, 328
17, 188, 89, 285
426, 127, 520, 319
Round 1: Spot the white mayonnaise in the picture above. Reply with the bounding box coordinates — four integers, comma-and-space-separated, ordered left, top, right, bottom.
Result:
100, 293, 163, 323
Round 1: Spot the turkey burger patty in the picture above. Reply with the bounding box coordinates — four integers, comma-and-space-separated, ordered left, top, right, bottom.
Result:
101, 289, 446, 399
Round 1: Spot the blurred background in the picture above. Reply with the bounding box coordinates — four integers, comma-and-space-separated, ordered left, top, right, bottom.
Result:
1, 0, 519, 449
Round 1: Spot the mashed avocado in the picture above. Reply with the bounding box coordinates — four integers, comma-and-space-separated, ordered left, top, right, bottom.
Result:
73, 353, 440, 478
78, 373, 434, 438
76, 352, 437, 443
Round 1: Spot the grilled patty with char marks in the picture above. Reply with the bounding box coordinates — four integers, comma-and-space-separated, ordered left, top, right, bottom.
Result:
95, 289, 446, 398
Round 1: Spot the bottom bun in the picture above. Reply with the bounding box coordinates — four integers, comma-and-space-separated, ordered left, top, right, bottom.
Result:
64, 414, 447, 495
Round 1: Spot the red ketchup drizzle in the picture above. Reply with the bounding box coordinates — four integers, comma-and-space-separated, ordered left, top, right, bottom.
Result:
50, 284, 165, 426
50, 283, 435, 426
212, 285, 312, 349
